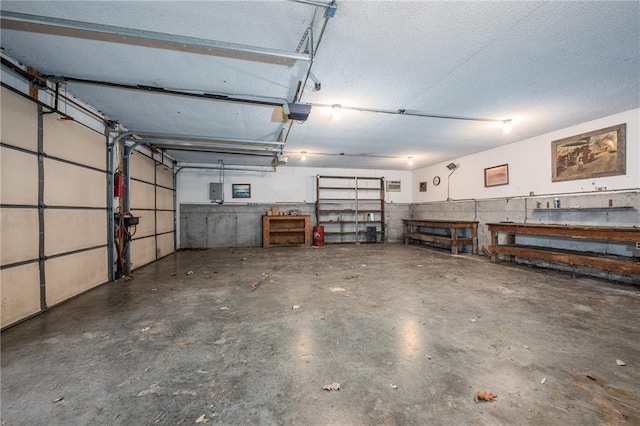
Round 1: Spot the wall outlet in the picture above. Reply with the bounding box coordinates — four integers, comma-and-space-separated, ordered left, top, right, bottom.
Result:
636, 242, 640, 250
595, 186, 607, 191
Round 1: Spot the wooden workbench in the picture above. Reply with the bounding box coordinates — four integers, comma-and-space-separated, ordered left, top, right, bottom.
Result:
487, 222, 640, 276
403, 219, 479, 255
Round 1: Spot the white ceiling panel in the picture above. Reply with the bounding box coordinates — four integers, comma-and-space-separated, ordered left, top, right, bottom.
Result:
1, 0, 638, 170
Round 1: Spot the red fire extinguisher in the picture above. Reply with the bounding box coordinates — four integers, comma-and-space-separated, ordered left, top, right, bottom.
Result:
114, 173, 125, 198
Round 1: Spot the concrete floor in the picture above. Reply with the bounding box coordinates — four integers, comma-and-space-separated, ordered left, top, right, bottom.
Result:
1, 244, 639, 425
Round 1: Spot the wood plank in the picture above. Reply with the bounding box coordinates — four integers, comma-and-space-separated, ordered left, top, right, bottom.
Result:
487, 223, 640, 242
490, 244, 640, 275
403, 219, 479, 228
406, 233, 473, 246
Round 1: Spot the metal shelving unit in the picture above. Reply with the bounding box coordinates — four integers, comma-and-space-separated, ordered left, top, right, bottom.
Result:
315, 175, 385, 244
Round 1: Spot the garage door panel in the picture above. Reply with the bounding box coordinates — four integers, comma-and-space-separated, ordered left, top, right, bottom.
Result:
129, 210, 155, 238
1, 147, 38, 205
157, 211, 174, 234
156, 187, 174, 210
45, 210, 107, 256
0, 263, 40, 328
43, 115, 105, 170
130, 152, 155, 182
0, 87, 37, 151
156, 167, 174, 188
0, 208, 39, 265
44, 159, 106, 207
130, 180, 155, 210
45, 248, 107, 307
130, 236, 155, 269
157, 233, 174, 259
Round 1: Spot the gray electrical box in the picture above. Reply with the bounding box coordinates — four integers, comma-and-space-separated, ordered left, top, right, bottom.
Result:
209, 183, 223, 202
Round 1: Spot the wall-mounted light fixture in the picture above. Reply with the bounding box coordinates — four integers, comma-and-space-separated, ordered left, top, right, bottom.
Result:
446, 162, 459, 201
408, 156, 414, 166
300, 151, 307, 161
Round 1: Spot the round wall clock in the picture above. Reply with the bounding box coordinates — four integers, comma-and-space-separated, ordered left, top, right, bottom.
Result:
433, 176, 441, 186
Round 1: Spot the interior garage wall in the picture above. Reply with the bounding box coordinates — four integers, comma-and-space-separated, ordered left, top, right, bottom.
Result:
178, 167, 412, 248
178, 166, 413, 204
1, 87, 108, 328
180, 201, 410, 248
413, 108, 640, 202
128, 150, 175, 270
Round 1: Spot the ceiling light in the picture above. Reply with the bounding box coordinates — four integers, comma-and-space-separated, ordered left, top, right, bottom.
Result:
300, 151, 307, 161
407, 156, 414, 165
503, 119, 512, 133
330, 104, 342, 120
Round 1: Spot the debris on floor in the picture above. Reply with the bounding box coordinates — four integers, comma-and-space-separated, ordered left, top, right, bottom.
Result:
170, 272, 177, 276
475, 391, 497, 402
470, 318, 477, 323
586, 375, 597, 381
141, 327, 150, 332
292, 305, 300, 310
541, 377, 547, 384
616, 359, 626, 366
51, 396, 64, 403
195, 414, 208, 423
186, 271, 194, 275
251, 281, 260, 290
220, 306, 229, 311
389, 384, 398, 389
345, 274, 360, 280
323, 383, 340, 391
425, 355, 432, 360
330, 287, 346, 292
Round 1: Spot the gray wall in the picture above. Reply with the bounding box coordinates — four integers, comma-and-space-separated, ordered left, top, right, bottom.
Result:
180, 202, 410, 248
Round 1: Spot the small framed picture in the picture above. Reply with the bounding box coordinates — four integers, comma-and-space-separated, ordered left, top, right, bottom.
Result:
232, 183, 251, 198
484, 164, 509, 187
419, 182, 427, 192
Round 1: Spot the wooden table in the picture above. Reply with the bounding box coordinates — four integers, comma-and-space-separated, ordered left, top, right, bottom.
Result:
262, 215, 311, 248
487, 222, 640, 276
403, 219, 478, 255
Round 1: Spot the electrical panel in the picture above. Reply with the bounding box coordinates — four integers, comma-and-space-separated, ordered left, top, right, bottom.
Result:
209, 183, 223, 202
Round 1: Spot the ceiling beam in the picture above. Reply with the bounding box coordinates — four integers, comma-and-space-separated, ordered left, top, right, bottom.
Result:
0, 11, 310, 66
132, 132, 285, 147
137, 139, 280, 153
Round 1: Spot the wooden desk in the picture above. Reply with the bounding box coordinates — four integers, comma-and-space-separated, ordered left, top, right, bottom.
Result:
403, 219, 478, 255
487, 222, 640, 276
262, 215, 311, 248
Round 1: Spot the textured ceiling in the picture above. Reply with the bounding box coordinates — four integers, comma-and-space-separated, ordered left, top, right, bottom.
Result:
1, 1, 638, 170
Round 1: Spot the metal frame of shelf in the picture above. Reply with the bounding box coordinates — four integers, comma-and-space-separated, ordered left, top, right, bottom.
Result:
316, 175, 385, 244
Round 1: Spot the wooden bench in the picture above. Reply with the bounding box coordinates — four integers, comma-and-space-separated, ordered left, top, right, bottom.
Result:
403, 219, 478, 255
487, 222, 640, 276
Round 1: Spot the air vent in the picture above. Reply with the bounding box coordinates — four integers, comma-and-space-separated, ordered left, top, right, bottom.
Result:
386, 180, 401, 192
